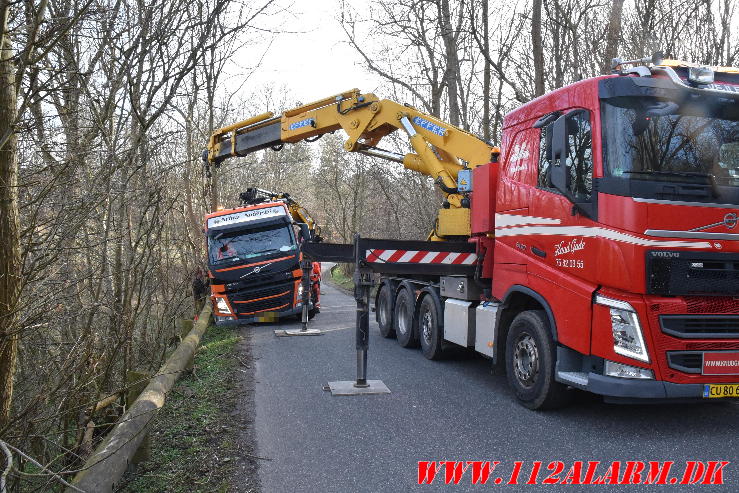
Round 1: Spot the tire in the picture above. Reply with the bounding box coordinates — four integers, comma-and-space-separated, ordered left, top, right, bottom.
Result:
418, 290, 444, 360
505, 310, 570, 410
308, 307, 317, 320
393, 285, 418, 348
376, 282, 396, 338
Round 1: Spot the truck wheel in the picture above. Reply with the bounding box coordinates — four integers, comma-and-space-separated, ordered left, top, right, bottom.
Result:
376, 282, 395, 338
505, 310, 570, 410
308, 308, 317, 320
418, 290, 444, 360
394, 286, 418, 348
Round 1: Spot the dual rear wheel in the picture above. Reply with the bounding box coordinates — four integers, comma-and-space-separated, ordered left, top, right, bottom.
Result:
378, 282, 443, 359
393, 285, 418, 348
375, 281, 569, 409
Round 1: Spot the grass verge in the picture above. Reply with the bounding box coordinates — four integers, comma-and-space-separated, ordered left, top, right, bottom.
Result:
120, 323, 251, 493
329, 264, 355, 293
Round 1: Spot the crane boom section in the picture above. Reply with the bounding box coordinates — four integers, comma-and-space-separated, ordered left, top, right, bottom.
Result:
238, 187, 319, 238
205, 89, 498, 239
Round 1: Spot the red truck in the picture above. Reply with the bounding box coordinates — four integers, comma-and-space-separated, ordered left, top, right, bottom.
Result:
204, 57, 739, 408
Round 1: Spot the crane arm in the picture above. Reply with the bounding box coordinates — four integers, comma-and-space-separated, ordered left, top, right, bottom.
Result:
205, 89, 499, 239
239, 188, 320, 240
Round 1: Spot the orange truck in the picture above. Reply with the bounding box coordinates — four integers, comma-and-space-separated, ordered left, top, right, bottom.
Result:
205, 188, 321, 325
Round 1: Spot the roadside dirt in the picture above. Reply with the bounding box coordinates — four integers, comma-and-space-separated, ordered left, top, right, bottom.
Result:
231, 329, 261, 492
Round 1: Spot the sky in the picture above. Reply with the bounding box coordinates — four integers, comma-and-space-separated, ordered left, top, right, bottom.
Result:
237, 0, 383, 105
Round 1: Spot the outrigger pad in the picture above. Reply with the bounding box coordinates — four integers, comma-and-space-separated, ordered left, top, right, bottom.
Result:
274, 328, 322, 337
327, 380, 391, 396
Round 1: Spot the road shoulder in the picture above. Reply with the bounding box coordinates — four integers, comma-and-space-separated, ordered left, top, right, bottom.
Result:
120, 324, 259, 493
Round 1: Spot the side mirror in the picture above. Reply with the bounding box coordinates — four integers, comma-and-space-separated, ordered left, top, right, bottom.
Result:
296, 223, 312, 243
550, 114, 569, 194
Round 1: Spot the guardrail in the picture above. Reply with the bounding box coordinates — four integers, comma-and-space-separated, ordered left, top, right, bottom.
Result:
67, 303, 212, 492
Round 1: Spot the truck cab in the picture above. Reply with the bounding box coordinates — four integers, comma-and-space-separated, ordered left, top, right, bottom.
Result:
489, 62, 739, 404
205, 202, 319, 325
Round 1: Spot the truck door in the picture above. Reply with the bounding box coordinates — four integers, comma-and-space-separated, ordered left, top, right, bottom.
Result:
529, 109, 598, 355
531, 108, 596, 277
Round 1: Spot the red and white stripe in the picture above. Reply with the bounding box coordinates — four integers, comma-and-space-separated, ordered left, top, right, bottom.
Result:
365, 249, 477, 265
494, 213, 713, 249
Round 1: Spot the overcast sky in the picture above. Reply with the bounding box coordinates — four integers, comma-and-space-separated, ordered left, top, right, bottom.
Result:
239, 0, 383, 104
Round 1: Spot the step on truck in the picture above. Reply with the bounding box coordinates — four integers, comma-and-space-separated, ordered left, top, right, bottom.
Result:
204, 55, 739, 408
205, 188, 321, 325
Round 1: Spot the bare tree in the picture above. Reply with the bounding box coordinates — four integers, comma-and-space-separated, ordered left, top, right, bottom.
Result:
602, 0, 626, 73
532, 0, 546, 96
0, 0, 21, 429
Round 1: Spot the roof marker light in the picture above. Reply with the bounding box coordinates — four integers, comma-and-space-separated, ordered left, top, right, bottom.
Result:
688, 66, 714, 85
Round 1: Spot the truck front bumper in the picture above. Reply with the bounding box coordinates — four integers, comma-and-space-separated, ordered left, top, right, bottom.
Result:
214, 304, 311, 326
586, 373, 715, 404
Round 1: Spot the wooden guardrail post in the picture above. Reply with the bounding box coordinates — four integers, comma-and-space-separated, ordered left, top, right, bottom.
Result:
125, 371, 150, 407
178, 319, 195, 370
68, 303, 212, 492
126, 370, 150, 466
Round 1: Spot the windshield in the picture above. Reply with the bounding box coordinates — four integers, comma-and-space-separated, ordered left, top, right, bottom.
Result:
602, 99, 739, 187
208, 223, 296, 264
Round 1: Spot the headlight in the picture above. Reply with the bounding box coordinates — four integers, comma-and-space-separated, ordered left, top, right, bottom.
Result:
604, 360, 654, 379
297, 284, 304, 297
595, 294, 649, 363
215, 297, 231, 314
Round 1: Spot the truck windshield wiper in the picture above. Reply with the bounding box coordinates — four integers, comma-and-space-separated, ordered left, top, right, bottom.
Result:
249, 248, 282, 255
623, 170, 718, 198
622, 170, 712, 179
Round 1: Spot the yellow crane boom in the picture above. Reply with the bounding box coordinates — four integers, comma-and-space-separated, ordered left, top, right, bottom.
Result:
204, 89, 499, 240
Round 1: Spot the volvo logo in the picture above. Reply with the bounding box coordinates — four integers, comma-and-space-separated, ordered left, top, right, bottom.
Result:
724, 213, 738, 229
690, 213, 739, 232
240, 263, 268, 278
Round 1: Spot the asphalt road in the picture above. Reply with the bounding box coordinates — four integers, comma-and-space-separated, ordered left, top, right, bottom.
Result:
244, 276, 739, 492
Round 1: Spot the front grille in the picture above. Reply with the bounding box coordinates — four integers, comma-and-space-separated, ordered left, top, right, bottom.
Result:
229, 280, 295, 316
229, 283, 292, 302
685, 341, 739, 350
660, 315, 739, 339
236, 295, 291, 315
684, 297, 739, 314
223, 264, 299, 293
667, 351, 703, 374
646, 251, 739, 296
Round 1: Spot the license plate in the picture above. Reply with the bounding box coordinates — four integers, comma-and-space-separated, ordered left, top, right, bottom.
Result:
257, 311, 279, 322
702, 351, 739, 375
703, 384, 739, 399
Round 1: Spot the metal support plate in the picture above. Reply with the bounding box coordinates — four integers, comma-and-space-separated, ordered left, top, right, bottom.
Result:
274, 328, 322, 336
327, 380, 391, 396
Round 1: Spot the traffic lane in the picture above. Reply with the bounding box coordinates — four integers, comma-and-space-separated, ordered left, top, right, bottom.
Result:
247, 282, 739, 492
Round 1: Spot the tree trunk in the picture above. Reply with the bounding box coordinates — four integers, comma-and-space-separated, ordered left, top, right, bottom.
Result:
206, 45, 219, 212
438, 0, 461, 126
532, 0, 546, 97
481, 0, 491, 141
602, 0, 625, 74
0, 3, 21, 427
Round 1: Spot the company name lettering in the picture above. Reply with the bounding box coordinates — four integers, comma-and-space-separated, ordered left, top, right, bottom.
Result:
705, 360, 739, 367
208, 207, 285, 228
651, 251, 680, 258
554, 239, 585, 257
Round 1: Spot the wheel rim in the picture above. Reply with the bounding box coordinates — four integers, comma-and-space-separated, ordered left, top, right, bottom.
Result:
420, 308, 432, 345
397, 297, 410, 335
513, 332, 539, 389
